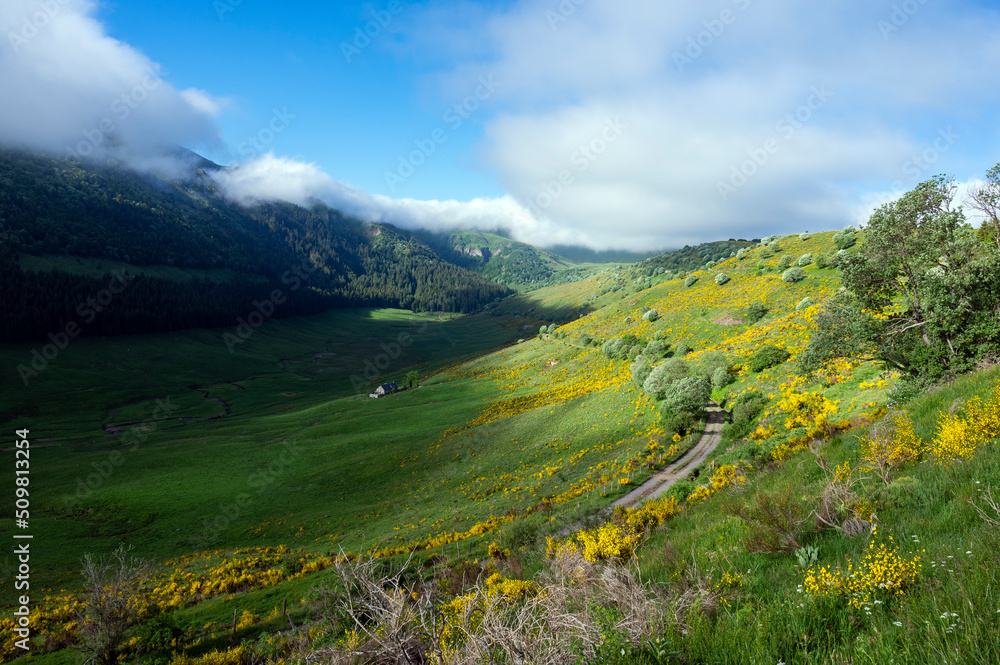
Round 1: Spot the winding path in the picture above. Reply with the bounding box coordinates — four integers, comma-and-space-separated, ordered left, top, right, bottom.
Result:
612, 404, 726, 509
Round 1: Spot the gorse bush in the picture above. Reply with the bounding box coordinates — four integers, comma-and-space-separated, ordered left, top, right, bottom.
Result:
642, 308, 659, 322
797, 253, 813, 266
684, 275, 698, 287
859, 410, 923, 484
776, 255, 793, 270
802, 527, 922, 610
927, 384, 1000, 463
715, 273, 730, 285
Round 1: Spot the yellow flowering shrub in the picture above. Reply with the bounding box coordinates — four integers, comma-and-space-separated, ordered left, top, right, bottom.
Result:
686, 485, 713, 504
803, 528, 922, 610
488, 542, 510, 560
709, 464, 746, 490
859, 411, 924, 482
577, 523, 639, 562
624, 495, 681, 533
483, 573, 540, 600
169, 646, 248, 665
928, 385, 1000, 463
776, 389, 839, 442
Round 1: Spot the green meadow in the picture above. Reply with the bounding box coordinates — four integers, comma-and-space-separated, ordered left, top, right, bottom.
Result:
2, 230, 999, 664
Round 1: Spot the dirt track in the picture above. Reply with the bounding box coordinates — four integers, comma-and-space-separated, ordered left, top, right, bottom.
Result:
612, 404, 726, 509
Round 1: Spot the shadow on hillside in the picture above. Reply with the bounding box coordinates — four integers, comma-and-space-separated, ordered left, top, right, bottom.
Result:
486, 292, 596, 325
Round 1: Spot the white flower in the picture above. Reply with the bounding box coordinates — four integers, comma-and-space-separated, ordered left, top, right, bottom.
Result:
893, 621, 903, 627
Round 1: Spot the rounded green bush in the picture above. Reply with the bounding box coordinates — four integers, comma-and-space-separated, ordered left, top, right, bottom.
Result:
659, 376, 712, 416
747, 344, 791, 372
643, 358, 689, 399
782, 266, 806, 283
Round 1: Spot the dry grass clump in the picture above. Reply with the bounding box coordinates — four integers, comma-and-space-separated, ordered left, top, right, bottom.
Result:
306, 546, 686, 665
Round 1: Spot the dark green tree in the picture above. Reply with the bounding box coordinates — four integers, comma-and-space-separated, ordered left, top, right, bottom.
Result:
802, 176, 1000, 381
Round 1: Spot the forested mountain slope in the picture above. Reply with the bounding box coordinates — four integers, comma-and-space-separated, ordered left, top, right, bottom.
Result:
0, 148, 513, 341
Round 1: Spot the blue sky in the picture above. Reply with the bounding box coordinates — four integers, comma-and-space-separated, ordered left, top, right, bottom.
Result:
2, 0, 1000, 249
97, 0, 505, 201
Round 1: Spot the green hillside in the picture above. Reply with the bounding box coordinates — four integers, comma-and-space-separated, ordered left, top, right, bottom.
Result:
2, 179, 1000, 664
0, 148, 514, 343
642, 239, 758, 276
442, 229, 605, 289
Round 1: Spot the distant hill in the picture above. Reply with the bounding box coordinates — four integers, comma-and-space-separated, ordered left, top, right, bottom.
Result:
442, 230, 577, 287
641, 239, 757, 275
0, 147, 514, 342
547, 244, 655, 264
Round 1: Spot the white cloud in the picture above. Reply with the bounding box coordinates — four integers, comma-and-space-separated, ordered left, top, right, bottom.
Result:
0, 0, 221, 160
4, 0, 999, 251
214, 153, 591, 247
401, 0, 1000, 247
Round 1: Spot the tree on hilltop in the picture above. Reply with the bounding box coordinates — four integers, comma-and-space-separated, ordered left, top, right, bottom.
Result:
801, 175, 1000, 382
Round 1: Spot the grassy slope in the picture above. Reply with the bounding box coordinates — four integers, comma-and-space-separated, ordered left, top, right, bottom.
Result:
634, 368, 1000, 664
5, 230, 998, 664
